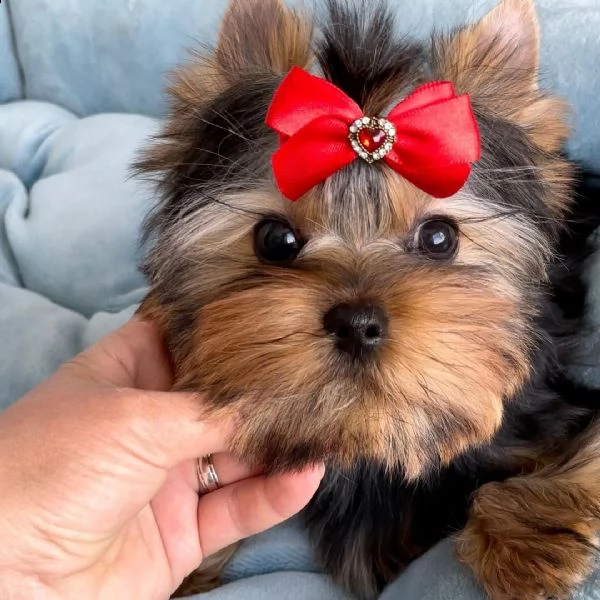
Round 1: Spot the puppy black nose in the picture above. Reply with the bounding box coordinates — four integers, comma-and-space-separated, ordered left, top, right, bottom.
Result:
323, 302, 388, 356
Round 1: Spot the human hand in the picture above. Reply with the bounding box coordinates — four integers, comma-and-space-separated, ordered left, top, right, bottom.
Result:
0, 320, 324, 600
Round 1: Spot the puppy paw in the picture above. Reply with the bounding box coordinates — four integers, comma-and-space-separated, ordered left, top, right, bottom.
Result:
173, 544, 239, 597
455, 479, 598, 600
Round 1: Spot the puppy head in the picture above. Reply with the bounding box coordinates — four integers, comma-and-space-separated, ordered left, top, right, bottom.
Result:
137, 0, 572, 478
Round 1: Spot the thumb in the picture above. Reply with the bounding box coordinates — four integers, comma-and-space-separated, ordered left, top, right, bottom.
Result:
57, 319, 237, 468
108, 388, 238, 469
68, 318, 176, 391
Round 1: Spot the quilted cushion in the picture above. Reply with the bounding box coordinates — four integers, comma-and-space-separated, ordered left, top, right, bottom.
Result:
0, 2, 22, 103
8, 0, 228, 116
0, 102, 155, 408
2, 1, 600, 599
2, 1, 600, 412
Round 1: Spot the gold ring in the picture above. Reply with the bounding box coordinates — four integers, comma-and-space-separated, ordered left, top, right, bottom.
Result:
196, 454, 220, 495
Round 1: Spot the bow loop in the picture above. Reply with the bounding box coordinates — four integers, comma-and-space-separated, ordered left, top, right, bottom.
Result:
265, 67, 481, 201
272, 116, 357, 201
267, 67, 363, 140
387, 81, 457, 120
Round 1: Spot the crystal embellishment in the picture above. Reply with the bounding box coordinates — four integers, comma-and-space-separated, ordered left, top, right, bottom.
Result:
348, 117, 396, 163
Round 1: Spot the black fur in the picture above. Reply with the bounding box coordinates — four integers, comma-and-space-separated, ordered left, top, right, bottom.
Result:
304, 171, 600, 598
316, 0, 425, 109
140, 73, 280, 242
136, 0, 600, 596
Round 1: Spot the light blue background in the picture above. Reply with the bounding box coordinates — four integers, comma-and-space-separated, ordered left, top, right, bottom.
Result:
1, 1, 600, 599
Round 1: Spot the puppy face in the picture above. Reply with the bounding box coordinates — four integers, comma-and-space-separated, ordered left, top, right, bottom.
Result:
138, 0, 572, 478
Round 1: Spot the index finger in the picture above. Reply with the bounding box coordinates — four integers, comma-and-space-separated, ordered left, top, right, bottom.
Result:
197, 465, 325, 557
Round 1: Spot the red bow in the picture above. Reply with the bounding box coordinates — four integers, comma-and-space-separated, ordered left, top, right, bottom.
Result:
266, 67, 481, 201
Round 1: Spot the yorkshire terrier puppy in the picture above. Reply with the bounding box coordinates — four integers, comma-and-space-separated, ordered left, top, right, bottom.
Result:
137, 0, 600, 599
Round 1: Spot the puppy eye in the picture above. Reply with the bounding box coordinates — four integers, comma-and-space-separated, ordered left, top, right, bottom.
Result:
415, 219, 459, 259
254, 218, 303, 265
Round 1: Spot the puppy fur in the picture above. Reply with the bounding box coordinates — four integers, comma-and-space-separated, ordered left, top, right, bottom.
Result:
136, 1, 600, 598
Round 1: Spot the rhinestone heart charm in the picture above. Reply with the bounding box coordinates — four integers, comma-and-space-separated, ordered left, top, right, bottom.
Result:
348, 117, 396, 163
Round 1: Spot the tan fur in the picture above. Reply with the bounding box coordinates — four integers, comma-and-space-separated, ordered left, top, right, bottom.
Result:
434, 0, 571, 173
173, 545, 239, 597
437, 0, 540, 94
161, 176, 536, 478
168, 0, 309, 112
137, 0, 582, 596
457, 423, 600, 600
137, 0, 312, 175
136, 291, 167, 324
293, 169, 421, 243
363, 73, 427, 117
215, 0, 312, 79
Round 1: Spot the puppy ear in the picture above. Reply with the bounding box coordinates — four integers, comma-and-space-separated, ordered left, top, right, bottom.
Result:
215, 0, 313, 78
166, 0, 313, 113
435, 0, 569, 152
437, 0, 539, 98
135, 1, 313, 213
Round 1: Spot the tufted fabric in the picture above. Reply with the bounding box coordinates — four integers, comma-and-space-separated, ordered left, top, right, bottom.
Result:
0, 2, 22, 103
0, 102, 154, 408
1, 1, 600, 599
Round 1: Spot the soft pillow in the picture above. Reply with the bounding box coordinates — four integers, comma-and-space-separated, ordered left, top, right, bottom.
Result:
1, 2, 600, 599
0, 2, 22, 103
0, 101, 155, 408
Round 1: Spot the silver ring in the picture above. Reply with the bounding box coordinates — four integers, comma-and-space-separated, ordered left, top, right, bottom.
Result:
197, 454, 220, 495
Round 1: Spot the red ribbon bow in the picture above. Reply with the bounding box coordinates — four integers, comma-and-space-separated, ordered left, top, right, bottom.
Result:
266, 67, 481, 201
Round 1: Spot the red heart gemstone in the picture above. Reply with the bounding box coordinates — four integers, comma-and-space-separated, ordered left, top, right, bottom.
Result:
358, 127, 387, 152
